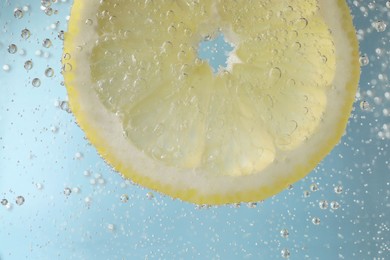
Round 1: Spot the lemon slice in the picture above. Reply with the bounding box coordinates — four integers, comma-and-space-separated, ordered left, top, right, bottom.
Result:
63, 0, 359, 205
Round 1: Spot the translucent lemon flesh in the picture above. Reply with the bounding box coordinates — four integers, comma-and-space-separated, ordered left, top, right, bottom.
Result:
63, 0, 359, 205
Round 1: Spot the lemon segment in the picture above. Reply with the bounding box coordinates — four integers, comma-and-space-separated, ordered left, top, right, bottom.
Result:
63, 0, 359, 205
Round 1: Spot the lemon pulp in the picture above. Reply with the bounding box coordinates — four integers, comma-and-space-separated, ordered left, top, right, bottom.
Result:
63, 0, 359, 205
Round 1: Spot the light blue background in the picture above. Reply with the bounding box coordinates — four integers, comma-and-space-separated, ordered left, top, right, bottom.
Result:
0, 1, 389, 259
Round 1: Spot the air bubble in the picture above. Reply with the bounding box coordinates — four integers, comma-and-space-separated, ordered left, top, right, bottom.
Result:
334, 185, 343, 194
168, 25, 177, 34
2, 64, 10, 72
45, 67, 54, 77
44, 7, 53, 16
64, 187, 72, 196
146, 192, 154, 200
319, 200, 329, 209
42, 38, 52, 48
120, 194, 129, 203
62, 63, 73, 72
107, 224, 115, 231
63, 53, 71, 60
35, 183, 43, 190
14, 8, 24, 19
247, 202, 257, 208
280, 229, 289, 238
58, 30, 65, 40
373, 20, 387, 32
41, 0, 51, 7
21, 28, 31, 39
84, 196, 92, 204
8, 44, 17, 54
310, 183, 318, 192
292, 41, 301, 50
74, 152, 83, 160
294, 17, 308, 30
1, 199, 8, 206
24, 60, 33, 70
360, 100, 370, 111
85, 19, 93, 25
269, 67, 282, 80
32, 78, 41, 87
281, 248, 290, 258
359, 55, 369, 66
330, 201, 340, 210
60, 101, 71, 113
15, 196, 25, 205
312, 217, 321, 225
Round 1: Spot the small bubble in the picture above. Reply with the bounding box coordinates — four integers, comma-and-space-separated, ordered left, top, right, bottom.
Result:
85, 19, 93, 25
330, 201, 340, 210
247, 202, 257, 208
14, 8, 24, 19
72, 187, 80, 194
303, 190, 310, 198
15, 196, 25, 205
18, 49, 25, 56
41, 0, 51, 7
107, 224, 115, 231
62, 63, 73, 72
109, 16, 116, 23
35, 50, 43, 56
319, 200, 329, 209
21, 28, 31, 39
387, 1, 390, 8
63, 53, 71, 60
373, 20, 387, 32
2, 64, 10, 72
64, 187, 72, 196
7, 44, 17, 54
42, 38, 52, 48
44, 7, 53, 16
281, 248, 290, 258
280, 229, 289, 238
310, 183, 318, 192
120, 194, 129, 203
292, 41, 301, 50
146, 192, 154, 200
74, 152, 83, 160
232, 203, 241, 208
269, 67, 282, 80
312, 217, 321, 225
32, 78, 41, 87
84, 196, 92, 204
97, 178, 105, 185
50, 126, 58, 134
360, 100, 370, 111
45, 67, 54, 77
294, 17, 308, 30
35, 183, 43, 190
1, 199, 8, 206
359, 55, 369, 66
58, 30, 65, 40
168, 25, 177, 34
334, 185, 343, 194
60, 101, 71, 113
